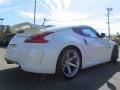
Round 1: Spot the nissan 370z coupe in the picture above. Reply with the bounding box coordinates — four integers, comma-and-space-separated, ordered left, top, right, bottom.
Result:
5, 23, 119, 78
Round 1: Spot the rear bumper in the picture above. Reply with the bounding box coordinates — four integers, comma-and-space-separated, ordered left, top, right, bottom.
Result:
5, 44, 59, 74
5, 54, 55, 74
5, 57, 16, 64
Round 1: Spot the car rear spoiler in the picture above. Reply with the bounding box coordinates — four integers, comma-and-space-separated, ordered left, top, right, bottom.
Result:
10, 22, 45, 33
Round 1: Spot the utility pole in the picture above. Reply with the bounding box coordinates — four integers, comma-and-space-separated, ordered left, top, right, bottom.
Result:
42, 18, 46, 26
34, 0, 37, 24
107, 8, 113, 39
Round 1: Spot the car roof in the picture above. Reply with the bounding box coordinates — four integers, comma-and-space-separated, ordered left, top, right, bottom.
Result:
45, 25, 91, 31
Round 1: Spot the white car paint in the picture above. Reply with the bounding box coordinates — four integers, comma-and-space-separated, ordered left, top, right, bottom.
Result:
5, 23, 117, 74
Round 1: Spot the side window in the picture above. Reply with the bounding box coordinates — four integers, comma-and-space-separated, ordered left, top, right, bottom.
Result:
72, 26, 100, 38
82, 28, 98, 38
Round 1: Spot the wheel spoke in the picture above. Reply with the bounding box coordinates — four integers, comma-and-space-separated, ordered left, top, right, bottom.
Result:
69, 52, 78, 61
66, 50, 70, 59
68, 62, 77, 68
67, 65, 72, 74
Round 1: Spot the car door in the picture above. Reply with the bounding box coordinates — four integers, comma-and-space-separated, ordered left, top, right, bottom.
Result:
73, 26, 110, 65
81, 27, 110, 63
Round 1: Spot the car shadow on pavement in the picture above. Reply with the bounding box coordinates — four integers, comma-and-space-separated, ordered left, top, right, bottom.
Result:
0, 45, 7, 49
0, 62, 120, 90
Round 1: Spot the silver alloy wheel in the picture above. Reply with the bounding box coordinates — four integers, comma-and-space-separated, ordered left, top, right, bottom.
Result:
61, 49, 80, 77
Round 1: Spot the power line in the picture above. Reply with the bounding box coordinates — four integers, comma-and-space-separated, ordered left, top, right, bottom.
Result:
108, 15, 120, 24
45, 13, 104, 22
113, 16, 120, 22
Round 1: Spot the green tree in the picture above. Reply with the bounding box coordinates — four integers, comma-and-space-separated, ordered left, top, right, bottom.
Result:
4, 25, 11, 34
116, 32, 120, 38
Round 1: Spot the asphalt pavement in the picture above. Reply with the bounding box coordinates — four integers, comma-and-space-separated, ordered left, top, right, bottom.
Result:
0, 47, 120, 90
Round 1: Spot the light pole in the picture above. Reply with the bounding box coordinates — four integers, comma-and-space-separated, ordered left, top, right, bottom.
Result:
107, 8, 113, 39
34, 0, 37, 24
0, 18, 4, 28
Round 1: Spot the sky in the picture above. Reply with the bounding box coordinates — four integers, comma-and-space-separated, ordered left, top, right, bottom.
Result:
0, 0, 120, 34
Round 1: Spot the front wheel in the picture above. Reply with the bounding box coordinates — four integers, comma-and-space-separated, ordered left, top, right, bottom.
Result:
111, 45, 119, 63
56, 47, 81, 78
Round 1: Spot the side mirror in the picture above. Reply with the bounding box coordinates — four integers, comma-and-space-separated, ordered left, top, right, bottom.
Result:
100, 33, 106, 38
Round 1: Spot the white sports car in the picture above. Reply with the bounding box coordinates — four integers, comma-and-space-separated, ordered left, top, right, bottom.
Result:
5, 23, 119, 78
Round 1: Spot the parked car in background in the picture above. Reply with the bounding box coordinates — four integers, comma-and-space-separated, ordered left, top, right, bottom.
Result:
5, 23, 119, 78
110, 34, 120, 46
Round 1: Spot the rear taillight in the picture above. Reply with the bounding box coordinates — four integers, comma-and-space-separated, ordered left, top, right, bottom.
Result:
24, 32, 54, 43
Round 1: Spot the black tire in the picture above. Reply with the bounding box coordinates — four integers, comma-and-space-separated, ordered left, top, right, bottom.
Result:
111, 45, 119, 63
56, 46, 82, 79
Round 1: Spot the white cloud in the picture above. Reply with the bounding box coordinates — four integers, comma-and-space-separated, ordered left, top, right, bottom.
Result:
19, 10, 90, 20
42, 0, 56, 11
0, 0, 13, 5
0, 6, 19, 12
41, 0, 72, 12
62, 0, 72, 9
18, 10, 120, 34
18, 0, 120, 34
19, 11, 47, 19
19, 0, 91, 21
